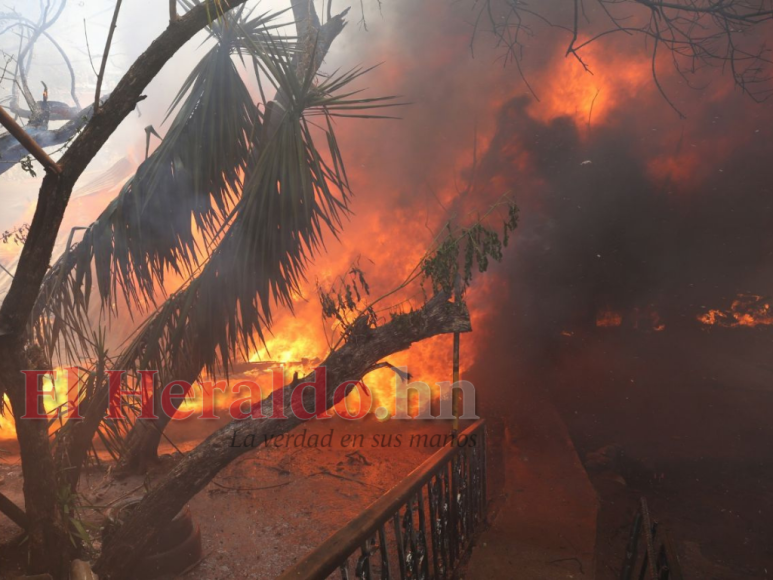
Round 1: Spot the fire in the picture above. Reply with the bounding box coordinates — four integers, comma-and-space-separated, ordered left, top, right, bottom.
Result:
594, 306, 666, 331
0, 371, 73, 442
0, 0, 681, 447
596, 307, 623, 328
530, 42, 651, 129
632, 306, 666, 332
698, 294, 773, 328
0, 396, 14, 442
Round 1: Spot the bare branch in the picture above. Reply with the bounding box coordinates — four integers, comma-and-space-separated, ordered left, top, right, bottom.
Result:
0, 15, 82, 110
0, 4, 81, 109
0, 491, 28, 530
13, 30, 40, 120
0, 104, 61, 174
475, 0, 773, 113
0, 98, 102, 177
83, 19, 99, 78
95, 0, 123, 112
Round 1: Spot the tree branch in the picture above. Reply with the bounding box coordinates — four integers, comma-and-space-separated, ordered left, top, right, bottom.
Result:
0, 104, 61, 174
0, 97, 104, 177
477, 0, 773, 111
0, 491, 28, 530
291, 0, 320, 29
1, 19, 81, 111
12, 31, 40, 121
95, 0, 123, 112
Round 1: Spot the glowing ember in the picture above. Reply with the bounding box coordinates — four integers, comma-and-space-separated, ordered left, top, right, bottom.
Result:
596, 308, 623, 328
698, 294, 773, 328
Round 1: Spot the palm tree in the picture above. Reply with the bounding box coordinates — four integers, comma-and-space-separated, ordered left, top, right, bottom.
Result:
0, 1, 416, 575
31, 1, 381, 476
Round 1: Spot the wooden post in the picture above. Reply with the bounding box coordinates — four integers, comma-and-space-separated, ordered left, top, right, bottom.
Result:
452, 331, 460, 433
452, 274, 462, 434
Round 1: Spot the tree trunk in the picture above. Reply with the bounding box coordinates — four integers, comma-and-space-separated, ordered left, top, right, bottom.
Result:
95, 293, 470, 580
1, 345, 71, 577
116, 365, 199, 474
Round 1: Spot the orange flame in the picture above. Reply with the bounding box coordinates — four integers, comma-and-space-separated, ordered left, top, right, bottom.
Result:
698, 294, 773, 328
596, 307, 623, 328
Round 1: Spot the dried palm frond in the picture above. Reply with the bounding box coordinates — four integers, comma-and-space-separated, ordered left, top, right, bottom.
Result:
67, 58, 397, 453
43, 5, 398, 457
29, 10, 283, 364
117, 54, 399, 383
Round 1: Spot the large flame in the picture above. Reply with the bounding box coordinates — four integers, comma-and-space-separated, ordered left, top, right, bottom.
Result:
531, 42, 652, 129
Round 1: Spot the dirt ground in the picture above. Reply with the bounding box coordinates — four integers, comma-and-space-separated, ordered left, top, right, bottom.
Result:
461, 395, 598, 580
0, 418, 460, 579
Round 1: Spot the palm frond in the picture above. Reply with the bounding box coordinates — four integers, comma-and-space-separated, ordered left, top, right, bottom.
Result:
29, 23, 269, 362
114, 56, 399, 396
39, 6, 401, 452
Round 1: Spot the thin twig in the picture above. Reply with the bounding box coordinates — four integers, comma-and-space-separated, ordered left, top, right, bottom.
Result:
13, 30, 38, 116
95, 0, 124, 112
210, 479, 291, 492
0, 261, 14, 279
83, 19, 99, 77
587, 88, 600, 138
310, 467, 384, 490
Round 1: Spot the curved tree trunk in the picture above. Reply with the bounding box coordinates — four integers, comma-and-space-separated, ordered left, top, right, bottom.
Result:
116, 364, 199, 474
95, 293, 471, 580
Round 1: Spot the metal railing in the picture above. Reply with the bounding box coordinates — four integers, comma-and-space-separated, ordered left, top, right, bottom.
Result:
278, 419, 488, 580
621, 497, 684, 580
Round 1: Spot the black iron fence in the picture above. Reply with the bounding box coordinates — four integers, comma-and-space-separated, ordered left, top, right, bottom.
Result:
621, 497, 684, 580
278, 419, 488, 580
